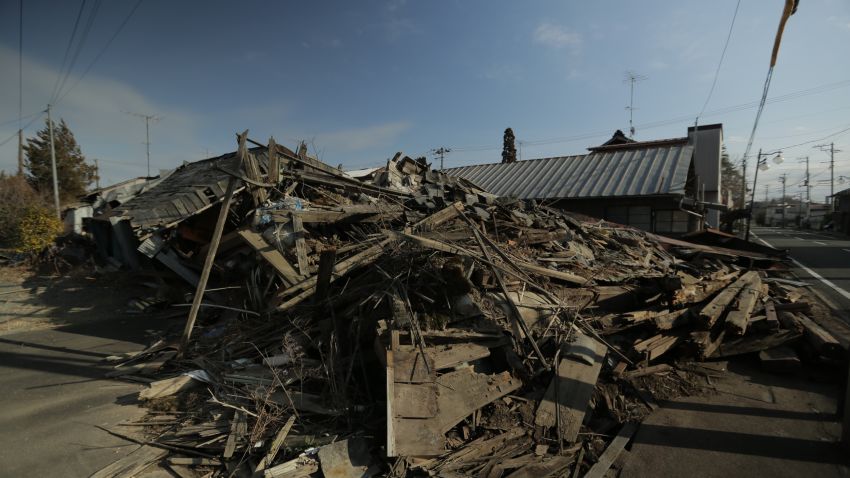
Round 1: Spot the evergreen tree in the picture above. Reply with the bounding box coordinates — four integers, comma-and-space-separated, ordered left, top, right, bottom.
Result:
501, 128, 517, 164
720, 145, 745, 208
24, 118, 96, 200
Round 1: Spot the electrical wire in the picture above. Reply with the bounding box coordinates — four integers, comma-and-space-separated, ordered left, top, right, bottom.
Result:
56, 0, 144, 105
699, 0, 741, 118
54, 0, 102, 103
448, 78, 850, 155
50, 0, 87, 103
0, 113, 44, 148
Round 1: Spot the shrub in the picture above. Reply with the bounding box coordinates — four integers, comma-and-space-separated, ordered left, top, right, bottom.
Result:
15, 206, 63, 254
0, 174, 60, 253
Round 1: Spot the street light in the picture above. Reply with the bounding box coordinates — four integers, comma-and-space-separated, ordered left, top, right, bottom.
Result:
746, 149, 783, 241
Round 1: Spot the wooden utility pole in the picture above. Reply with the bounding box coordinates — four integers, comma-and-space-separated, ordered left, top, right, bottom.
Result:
179, 130, 248, 351
432, 147, 451, 170
17, 130, 24, 176
46, 104, 60, 219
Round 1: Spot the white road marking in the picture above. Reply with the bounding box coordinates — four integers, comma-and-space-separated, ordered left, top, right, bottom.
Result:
792, 237, 805, 241
844, 249, 850, 253
752, 232, 850, 301
812, 241, 827, 245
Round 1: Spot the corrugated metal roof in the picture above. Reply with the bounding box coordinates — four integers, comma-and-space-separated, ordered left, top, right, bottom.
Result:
444, 143, 693, 200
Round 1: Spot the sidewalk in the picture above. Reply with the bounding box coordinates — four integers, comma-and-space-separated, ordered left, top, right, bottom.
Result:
0, 269, 174, 477
619, 358, 848, 478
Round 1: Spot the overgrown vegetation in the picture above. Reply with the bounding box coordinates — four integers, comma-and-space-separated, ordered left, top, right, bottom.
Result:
0, 173, 62, 253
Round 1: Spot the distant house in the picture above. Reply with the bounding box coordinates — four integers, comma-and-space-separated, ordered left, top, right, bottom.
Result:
834, 188, 850, 232
802, 202, 830, 229
444, 124, 724, 235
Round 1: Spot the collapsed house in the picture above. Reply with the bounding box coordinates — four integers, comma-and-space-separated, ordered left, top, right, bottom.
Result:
87, 131, 845, 478
444, 124, 725, 235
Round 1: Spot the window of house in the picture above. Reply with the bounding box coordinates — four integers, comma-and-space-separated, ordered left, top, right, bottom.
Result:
655, 210, 690, 233
605, 206, 652, 231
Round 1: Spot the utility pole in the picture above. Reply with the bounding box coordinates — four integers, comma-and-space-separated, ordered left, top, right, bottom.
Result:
741, 155, 748, 210
46, 104, 60, 219
431, 147, 451, 170
780, 173, 787, 228
126, 112, 161, 177
764, 183, 769, 202
17, 130, 24, 176
94, 158, 100, 189
815, 142, 841, 210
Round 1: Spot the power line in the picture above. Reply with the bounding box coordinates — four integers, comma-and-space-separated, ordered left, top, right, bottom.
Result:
50, 0, 87, 103
699, 0, 741, 118
431, 147, 451, 170
448, 77, 850, 157
0, 112, 44, 148
54, 0, 102, 102
56, 0, 145, 105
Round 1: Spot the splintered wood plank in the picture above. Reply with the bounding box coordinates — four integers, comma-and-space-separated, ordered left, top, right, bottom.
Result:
431, 343, 492, 370
268, 137, 280, 184
256, 415, 296, 473
535, 332, 606, 442
291, 213, 309, 276
697, 271, 758, 328
435, 368, 521, 433
90, 444, 167, 478
394, 382, 438, 418
504, 456, 572, 478
726, 273, 762, 336
393, 347, 436, 383
390, 368, 522, 457
412, 201, 465, 232
794, 312, 844, 358
764, 300, 780, 330
237, 228, 302, 286
392, 416, 445, 456
386, 336, 396, 457
583, 423, 638, 478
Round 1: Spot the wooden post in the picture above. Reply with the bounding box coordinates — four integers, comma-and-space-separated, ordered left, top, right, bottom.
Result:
179, 130, 248, 352
315, 247, 337, 303
268, 136, 279, 184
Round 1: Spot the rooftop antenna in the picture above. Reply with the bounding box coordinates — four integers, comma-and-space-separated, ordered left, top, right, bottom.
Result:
624, 70, 647, 138
125, 111, 162, 177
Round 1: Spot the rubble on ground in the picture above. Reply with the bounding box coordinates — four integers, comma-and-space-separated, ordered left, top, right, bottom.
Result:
91, 131, 844, 478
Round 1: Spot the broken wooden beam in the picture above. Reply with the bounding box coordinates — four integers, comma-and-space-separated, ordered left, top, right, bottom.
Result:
534, 332, 606, 442
696, 271, 758, 329
583, 422, 638, 478
726, 272, 762, 336
238, 228, 303, 286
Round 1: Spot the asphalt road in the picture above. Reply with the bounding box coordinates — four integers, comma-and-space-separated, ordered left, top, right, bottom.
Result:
750, 226, 850, 318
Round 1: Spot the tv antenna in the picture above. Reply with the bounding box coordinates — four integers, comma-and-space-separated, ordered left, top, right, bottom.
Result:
125, 111, 162, 177
624, 71, 647, 138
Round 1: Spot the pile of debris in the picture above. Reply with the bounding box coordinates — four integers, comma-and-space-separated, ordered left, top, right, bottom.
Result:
93, 132, 843, 478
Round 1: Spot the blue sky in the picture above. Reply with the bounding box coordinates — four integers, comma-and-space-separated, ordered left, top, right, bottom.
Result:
1, 0, 849, 202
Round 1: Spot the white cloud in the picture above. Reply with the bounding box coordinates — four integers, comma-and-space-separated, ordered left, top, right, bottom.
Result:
0, 44, 201, 185
533, 22, 582, 50
313, 121, 412, 153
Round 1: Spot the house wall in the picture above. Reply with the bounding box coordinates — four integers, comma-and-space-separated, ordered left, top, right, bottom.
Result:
688, 124, 723, 228
550, 196, 699, 235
